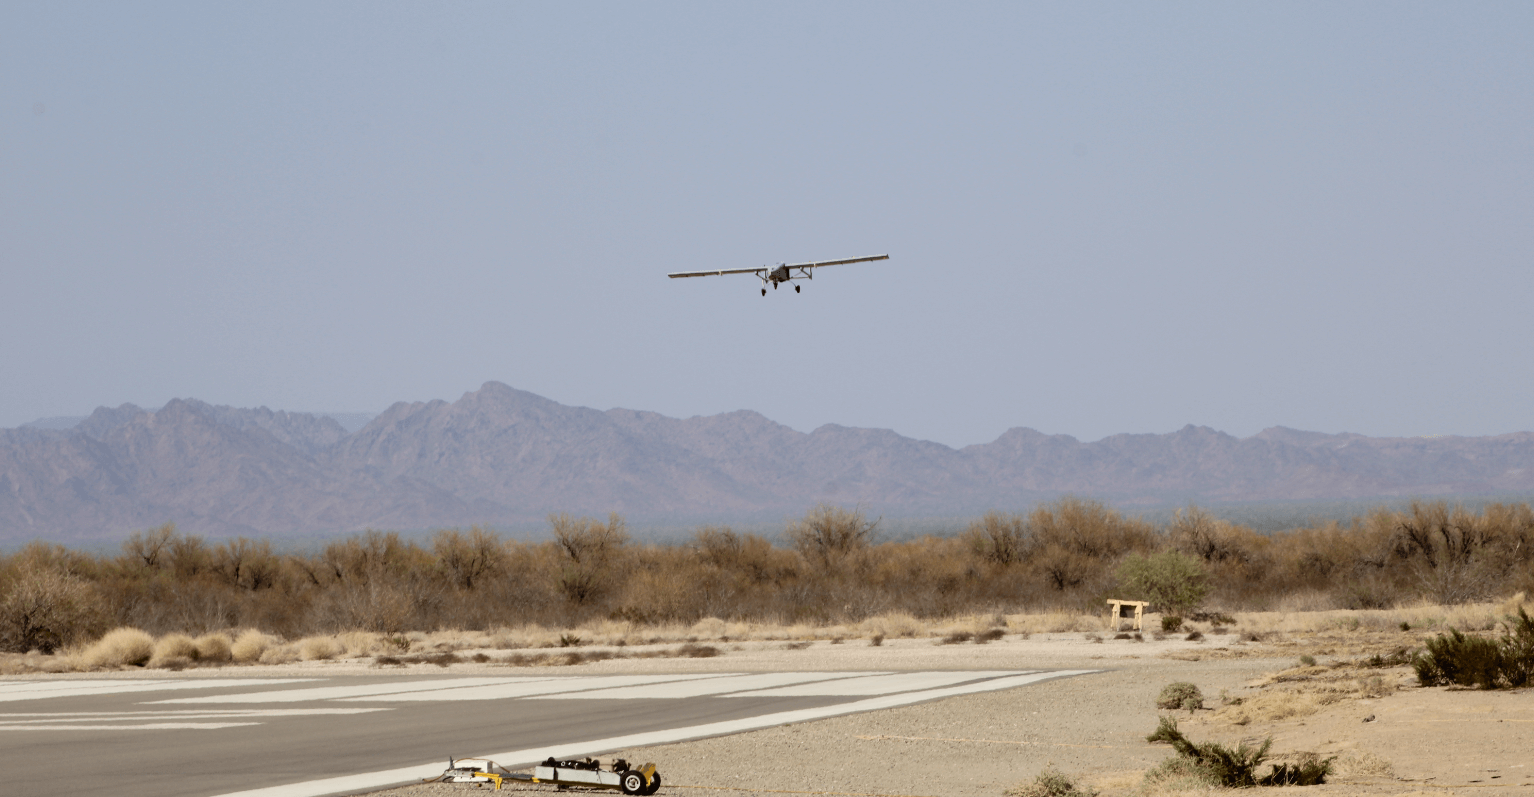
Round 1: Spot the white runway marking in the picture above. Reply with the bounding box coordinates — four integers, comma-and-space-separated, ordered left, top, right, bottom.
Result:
0, 722, 263, 730
0, 707, 389, 730
154, 677, 546, 704
550, 671, 890, 700
341, 673, 738, 702
0, 679, 318, 703
213, 670, 1100, 797
724, 670, 1028, 697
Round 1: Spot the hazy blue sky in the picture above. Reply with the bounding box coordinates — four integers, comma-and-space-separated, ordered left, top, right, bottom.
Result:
4, 2, 1531, 447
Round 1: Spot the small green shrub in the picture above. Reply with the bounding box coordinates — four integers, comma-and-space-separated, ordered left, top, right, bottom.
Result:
1415, 629, 1505, 688
1161, 615, 1184, 633
1298, 654, 1317, 667
1155, 682, 1203, 711
1007, 765, 1098, 797
1145, 716, 1333, 787
1263, 753, 1335, 786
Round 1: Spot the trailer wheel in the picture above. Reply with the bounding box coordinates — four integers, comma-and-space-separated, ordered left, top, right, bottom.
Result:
641, 771, 662, 795
620, 770, 647, 795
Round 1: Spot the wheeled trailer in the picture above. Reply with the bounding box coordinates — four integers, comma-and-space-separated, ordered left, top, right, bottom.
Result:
438, 756, 662, 794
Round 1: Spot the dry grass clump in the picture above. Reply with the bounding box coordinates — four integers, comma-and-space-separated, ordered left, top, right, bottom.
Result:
1213, 691, 1323, 725
81, 627, 154, 669
148, 633, 199, 668
231, 629, 278, 663
299, 636, 343, 661
856, 612, 924, 639
195, 633, 232, 663
1332, 750, 1394, 777
258, 643, 300, 665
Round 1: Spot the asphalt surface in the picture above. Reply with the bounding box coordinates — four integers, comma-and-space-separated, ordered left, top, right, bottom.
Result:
0, 670, 1091, 797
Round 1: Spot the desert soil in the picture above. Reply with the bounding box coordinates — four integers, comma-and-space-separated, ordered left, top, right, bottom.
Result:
359, 630, 1534, 797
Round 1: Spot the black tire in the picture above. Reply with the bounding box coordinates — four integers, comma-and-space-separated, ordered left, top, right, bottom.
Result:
641, 771, 662, 795
620, 770, 646, 795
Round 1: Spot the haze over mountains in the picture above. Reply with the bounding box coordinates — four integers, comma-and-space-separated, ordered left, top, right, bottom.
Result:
2, 381, 1532, 542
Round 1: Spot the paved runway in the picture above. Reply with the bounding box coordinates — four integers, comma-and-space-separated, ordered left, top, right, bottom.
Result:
0, 669, 1095, 797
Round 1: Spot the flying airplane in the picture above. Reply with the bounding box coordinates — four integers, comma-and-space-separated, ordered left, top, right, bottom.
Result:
668, 254, 889, 296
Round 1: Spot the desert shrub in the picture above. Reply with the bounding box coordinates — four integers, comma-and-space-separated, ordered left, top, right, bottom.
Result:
1298, 654, 1316, 667
194, 633, 233, 663
869, 633, 884, 646
432, 526, 506, 590
1116, 551, 1210, 616
1007, 765, 1097, 797
1160, 615, 1183, 633
0, 568, 100, 653
1156, 682, 1204, 711
300, 636, 343, 661
231, 629, 276, 663
975, 628, 1005, 643
1185, 630, 1203, 641
82, 627, 155, 668
940, 631, 973, 645
1262, 753, 1336, 786
787, 504, 878, 569
258, 644, 300, 665
964, 511, 1030, 566
149, 633, 199, 668
1415, 607, 1534, 688
1146, 716, 1329, 787
676, 643, 720, 658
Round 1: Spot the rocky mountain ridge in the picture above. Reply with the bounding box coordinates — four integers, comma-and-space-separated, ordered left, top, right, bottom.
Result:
2, 382, 1531, 541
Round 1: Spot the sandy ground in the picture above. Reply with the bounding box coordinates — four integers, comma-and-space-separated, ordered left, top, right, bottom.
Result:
345, 630, 1534, 797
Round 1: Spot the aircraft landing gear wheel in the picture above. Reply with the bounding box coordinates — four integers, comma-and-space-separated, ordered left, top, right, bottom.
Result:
794, 284, 800, 293
641, 772, 662, 795
620, 770, 647, 795
761, 288, 766, 296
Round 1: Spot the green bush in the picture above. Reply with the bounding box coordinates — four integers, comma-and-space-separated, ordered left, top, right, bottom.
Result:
1155, 682, 1204, 711
1145, 716, 1333, 788
1115, 551, 1209, 616
1415, 607, 1534, 688
1160, 615, 1183, 633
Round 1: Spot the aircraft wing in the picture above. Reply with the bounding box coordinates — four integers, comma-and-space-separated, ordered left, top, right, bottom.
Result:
782, 254, 890, 269
667, 266, 767, 279
668, 254, 888, 279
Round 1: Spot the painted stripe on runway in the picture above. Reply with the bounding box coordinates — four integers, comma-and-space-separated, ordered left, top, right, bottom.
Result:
0, 679, 161, 694
0, 679, 318, 703
725, 670, 1029, 697
0, 709, 389, 720
153, 677, 546, 704
0, 722, 263, 731
340, 673, 737, 702
549, 671, 891, 699
213, 670, 1100, 797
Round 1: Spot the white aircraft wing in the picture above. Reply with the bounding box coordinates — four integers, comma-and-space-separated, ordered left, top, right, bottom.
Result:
782, 254, 889, 269
667, 266, 767, 279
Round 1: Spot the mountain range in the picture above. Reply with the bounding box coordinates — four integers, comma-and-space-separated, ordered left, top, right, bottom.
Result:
3, 381, 1532, 542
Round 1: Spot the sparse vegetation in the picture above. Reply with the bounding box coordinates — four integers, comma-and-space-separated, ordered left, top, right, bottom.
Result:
1145, 716, 1333, 787
1, 500, 1532, 664
1413, 606, 1534, 688
1007, 765, 1097, 797
1155, 682, 1204, 711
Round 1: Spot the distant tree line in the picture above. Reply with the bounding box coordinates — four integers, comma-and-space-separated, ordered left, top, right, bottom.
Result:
3, 498, 1532, 653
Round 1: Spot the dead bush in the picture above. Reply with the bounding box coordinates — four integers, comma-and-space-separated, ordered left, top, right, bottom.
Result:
194, 633, 233, 663
231, 629, 276, 663
787, 504, 878, 569
82, 627, 154, 669
0, 568, 100, 653
149, 634, 199, 668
